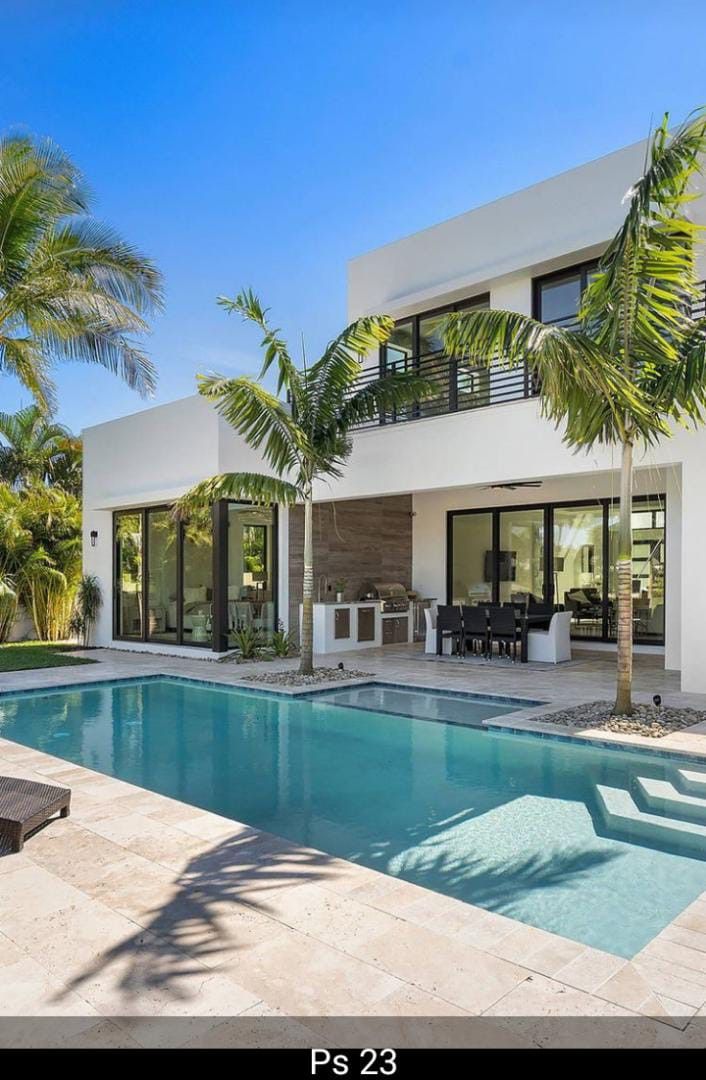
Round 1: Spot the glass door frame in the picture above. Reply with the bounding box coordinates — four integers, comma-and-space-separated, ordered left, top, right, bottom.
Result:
113, 500, 279, 652
446, 494, 666, 646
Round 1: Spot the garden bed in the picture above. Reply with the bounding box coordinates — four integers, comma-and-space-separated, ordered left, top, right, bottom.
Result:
537, 700, 706, 738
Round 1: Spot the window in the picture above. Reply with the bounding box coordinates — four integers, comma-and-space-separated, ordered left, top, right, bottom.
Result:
449, 512, 493, 604
554, 505, 604, 638
227, 504, 276, 644
115, 511, 142, 639
447, 494, 665, 645
608, 497, 665, 642
146, 508, 177, 642
498, 508, 544, 605
182, 512, 213, 646
534, 262, 597, 329
380, 294, 490, 422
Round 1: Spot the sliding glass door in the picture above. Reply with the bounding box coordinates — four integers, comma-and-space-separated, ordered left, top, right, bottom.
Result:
114, 500, 277, 650
449, 512, 493, 604
227, 504, 276, 645
146, 508, 177, 642
608, 497, 665, 642
448, 495, 666, 644
553, 505, 604, 639
115, 511, 142, 639
498, 508, 544, 605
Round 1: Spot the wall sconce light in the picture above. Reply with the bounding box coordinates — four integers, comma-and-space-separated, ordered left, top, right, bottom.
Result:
90, 530, 98, 548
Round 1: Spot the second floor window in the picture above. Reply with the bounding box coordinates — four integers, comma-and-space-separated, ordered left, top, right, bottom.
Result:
533, 261, 597, 329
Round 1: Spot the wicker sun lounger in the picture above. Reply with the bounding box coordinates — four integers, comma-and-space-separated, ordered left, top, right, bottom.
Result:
0, 776, 71, 852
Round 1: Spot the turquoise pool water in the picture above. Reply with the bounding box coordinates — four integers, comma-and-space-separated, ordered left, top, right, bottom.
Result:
1, 675, 705, 958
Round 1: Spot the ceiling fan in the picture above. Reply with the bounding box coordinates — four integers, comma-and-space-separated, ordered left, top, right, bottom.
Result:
485, 480, 543, 491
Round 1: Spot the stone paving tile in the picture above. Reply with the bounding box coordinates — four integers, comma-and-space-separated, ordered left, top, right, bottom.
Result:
179, 1006, 325, 1050
594, 962, 697, 1029
213, 923, 403, 1016
350, 920, 529, 1013
484, 973, 687, 1048
251, 880, 406, 953
0, 956, 99, 1017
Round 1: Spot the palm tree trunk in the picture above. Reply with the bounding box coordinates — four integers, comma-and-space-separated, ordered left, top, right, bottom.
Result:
614, 437, 633, 715
299, 493, 314, 675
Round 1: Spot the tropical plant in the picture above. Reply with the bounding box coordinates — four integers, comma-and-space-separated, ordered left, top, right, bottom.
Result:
232, 624, 264, 660
270, 623, 297, 658
0, 482, 81, 640
0, 574, 18, 643
0, 133, 163, 412
443, 108, 706, 715
0, 404, 81, 492
76, 573, 102, 647
176, 289, 433, 673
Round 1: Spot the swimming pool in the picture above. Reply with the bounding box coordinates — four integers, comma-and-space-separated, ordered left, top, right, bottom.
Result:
1, 674, 705, 958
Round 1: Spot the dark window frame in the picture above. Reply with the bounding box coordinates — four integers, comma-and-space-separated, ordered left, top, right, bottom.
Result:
532, 259, 599, 326
446, 493, 666, 646
113, 499, 278, 652
379, 291, 491, 423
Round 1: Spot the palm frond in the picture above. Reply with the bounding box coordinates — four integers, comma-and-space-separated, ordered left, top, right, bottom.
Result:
337, 370, 437, 428
308, 315, 394, 428
217, 288, 302, 401
197, 371, 305, 475
582, 109, 706, 366
0, 334, 55, 411
174, 471, 301, 521
443, 308, 658, 446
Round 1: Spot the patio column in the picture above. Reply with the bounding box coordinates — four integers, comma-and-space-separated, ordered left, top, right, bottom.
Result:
680, 460, 706, 692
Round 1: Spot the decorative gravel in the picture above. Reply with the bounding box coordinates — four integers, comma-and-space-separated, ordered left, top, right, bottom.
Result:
539, 700, 706, 738
240, 667, 374, 687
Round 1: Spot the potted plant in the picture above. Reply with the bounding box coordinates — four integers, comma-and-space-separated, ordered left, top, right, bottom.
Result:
334, 579, 346, 603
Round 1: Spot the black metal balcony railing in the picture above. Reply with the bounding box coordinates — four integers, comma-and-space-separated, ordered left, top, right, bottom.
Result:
350, 279, 706, 431
350, 351, 535, 430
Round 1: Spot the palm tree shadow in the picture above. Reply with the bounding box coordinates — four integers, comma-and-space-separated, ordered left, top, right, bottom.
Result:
56, 807, 622, 1006
56, 828, 337, 1004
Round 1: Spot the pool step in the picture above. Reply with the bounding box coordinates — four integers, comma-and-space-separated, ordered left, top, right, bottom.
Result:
674, 766, 706, 798
595, 783, 706, 857
635, 776, 706, 825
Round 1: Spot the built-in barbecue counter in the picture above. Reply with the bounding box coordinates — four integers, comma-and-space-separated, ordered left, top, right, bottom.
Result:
302, 582, 414, 653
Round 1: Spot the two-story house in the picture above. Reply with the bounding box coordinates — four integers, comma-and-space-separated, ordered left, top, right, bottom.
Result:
82, 137, 706, 692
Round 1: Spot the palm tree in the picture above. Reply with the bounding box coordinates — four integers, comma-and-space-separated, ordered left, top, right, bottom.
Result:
176, 290, 433, 673
443, 109, 706, 715
0, 133, 163, 411
0, 404, 81, 491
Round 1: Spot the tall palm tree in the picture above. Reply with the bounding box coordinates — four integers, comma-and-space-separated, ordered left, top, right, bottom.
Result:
0, 133, 163, 411
0, 404, 81, 491
176, 290, 433, 673
443, 108, 706, 715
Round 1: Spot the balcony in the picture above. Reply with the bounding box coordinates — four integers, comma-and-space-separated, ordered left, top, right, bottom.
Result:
352, 351, 536, 430
351, 279, 706, 431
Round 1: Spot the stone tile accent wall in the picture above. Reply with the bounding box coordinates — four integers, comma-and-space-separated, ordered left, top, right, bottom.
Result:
287, 495, 413, 639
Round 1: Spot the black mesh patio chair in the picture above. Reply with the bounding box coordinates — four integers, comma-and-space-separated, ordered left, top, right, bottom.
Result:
436, 604, 463, 656
488, 605, 521, 661
461, 605, 489, 657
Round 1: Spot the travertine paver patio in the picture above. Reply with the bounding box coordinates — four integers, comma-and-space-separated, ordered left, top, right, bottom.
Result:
1, 645, 706, 1048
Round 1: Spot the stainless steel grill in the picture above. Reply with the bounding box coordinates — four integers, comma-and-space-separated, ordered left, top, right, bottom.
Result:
360, 582, 410, 613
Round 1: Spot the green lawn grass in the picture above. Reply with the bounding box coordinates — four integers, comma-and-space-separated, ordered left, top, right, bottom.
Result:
0, 642, 97, 672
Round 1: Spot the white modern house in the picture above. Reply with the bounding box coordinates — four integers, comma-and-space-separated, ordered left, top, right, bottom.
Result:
83, 137, 706, 691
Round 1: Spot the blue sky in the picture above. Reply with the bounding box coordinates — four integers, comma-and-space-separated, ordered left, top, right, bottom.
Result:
2, 0, 705, 433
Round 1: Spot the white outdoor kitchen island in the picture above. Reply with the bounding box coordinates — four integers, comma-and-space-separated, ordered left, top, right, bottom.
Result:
304, 600, 414, 653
